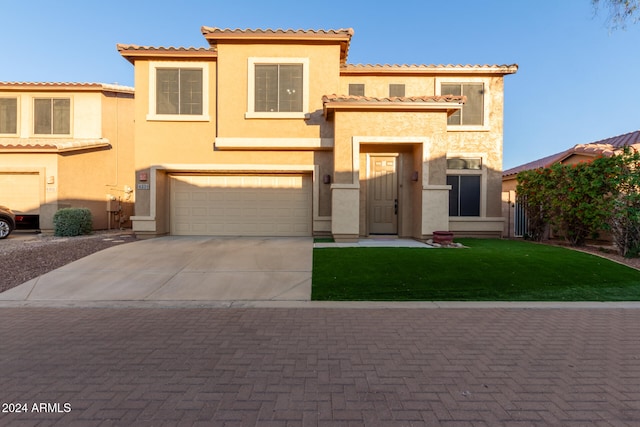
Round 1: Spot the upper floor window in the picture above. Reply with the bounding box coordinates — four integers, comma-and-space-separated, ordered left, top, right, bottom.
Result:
34, 98, 70, 135
441, 82, 484, 126
255, 64, 303, 112
349, 84, 365, 96
247, 57, 309, 119
156, 68, 203, 115
0, 97, 17, 134
148, 62, 209, 121
389, 84, 405, 97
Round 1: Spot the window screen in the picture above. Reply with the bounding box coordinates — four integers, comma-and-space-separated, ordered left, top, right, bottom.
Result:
34, 98, 70, 134
441, 83, 484, 126
348, 84, 365, 96
447, 175, 481, 216
0, 98, 17, 134
156, 68, 203, 115
255, 64, 303, 112
389, 84, 405, 97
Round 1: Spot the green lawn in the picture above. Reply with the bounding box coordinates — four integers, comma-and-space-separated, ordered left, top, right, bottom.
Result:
311, 239, 640, 301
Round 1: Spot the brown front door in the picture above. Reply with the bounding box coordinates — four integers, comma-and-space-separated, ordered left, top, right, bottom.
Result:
369, 155, 398, 234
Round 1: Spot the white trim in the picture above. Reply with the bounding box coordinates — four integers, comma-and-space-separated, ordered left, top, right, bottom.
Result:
246, 57, 310, 118
146, 61, 211, 122
215, 137, 333, 150
435, 77, 491, 131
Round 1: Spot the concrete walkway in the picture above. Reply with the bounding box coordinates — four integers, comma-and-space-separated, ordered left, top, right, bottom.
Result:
0, 236, 313, 303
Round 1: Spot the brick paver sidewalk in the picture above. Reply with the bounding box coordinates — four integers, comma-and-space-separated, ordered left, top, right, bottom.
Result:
1, 307, 639, 426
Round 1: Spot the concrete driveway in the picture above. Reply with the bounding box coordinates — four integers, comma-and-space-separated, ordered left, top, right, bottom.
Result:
0, 236, 312, 302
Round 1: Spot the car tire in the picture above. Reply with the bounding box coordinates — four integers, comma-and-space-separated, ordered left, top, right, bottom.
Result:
0, 218, 12, 239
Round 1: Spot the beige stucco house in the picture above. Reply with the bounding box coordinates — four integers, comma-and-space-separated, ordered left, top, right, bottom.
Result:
0, 82, 135, 231
118, 27, 517, 241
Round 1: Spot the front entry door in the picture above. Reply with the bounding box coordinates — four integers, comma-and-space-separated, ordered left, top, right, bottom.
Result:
369, 155, 398, 234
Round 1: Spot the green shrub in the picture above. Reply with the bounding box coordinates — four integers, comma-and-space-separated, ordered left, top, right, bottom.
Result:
53, 208, 93, 237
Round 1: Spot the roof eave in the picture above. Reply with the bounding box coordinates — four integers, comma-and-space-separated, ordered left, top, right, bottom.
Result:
341, 64, 519, 76
323, 101, 462, 119
117, 44, 217, 64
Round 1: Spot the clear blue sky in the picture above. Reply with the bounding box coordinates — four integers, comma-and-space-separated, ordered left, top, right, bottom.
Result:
2, 0, 639, 169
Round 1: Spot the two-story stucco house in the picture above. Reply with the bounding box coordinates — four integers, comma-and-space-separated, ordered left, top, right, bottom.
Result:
118, 27, 517, 242
0, 82, 135, 231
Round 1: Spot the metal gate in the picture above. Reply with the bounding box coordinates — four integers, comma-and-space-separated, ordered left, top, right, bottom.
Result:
514, 196, 528, 237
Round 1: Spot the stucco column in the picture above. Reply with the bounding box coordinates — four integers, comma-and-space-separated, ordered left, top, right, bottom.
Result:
421, 185, 450, 237
330, 184, 360, 242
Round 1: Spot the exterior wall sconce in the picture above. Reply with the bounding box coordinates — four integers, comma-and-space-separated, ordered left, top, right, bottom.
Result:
323, 174, 332, 184
411, 171, 419, 182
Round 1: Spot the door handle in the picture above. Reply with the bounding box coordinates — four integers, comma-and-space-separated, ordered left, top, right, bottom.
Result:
394, 199, 398, 215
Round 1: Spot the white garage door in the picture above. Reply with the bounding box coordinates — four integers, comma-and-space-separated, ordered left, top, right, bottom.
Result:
0, 172, 41, 214
170, 174, 312, 236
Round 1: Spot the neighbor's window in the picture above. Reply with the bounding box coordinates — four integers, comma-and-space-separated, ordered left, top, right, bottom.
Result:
34, 98, 70, 135
389, 84, 405, 97
348, 84, 365, 96
156, 68, 203, 115
441, 83, 484, 126
0, 97, 17, 134
254, 64, 303, 112
447, 175, 481, 216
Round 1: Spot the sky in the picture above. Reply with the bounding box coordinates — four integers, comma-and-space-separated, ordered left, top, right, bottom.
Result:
2, 0, 639, 169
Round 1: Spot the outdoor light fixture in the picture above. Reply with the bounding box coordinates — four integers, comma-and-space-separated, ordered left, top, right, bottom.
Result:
323, 174, 332, 184
411, 171, 419, 182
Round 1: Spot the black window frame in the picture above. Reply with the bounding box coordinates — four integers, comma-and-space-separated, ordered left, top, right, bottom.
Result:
447, 174, 481, 217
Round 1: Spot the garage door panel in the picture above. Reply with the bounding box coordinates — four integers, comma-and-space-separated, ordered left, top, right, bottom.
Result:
170, 174, 312, 236
0, 172, 41, 214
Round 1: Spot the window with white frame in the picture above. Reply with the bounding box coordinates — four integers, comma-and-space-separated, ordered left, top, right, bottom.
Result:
156, 68, 203, 115
247, 57, 309, 118
148, 62, 209, 121
0, 97, 17, 134
34, 98, 70, 135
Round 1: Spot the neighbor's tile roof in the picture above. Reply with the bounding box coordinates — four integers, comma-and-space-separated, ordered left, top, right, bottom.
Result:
0, 82, 134, 93
342, 64, 518, 75
503, 130, 640, 177
0, 138, 111, 153
117, 44, 216, 63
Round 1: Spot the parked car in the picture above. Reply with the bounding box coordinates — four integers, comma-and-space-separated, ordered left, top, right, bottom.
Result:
0, 206, 16, 239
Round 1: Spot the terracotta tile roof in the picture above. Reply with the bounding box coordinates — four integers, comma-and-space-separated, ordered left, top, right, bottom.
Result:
503, 130, 640, 177
322, 94, 466, 104
342, 64, 518, 75
117, 44, 216, 63
201, 27, 354, 64
0, 82, 134, 93
322, 94, 465, 117
201, 27, 354, 38
0, 138, 111, 153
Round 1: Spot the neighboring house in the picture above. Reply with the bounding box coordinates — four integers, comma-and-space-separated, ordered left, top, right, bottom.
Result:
502, 130, 640, 238
118, 27, 517, 241
0, 82, 135, 231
